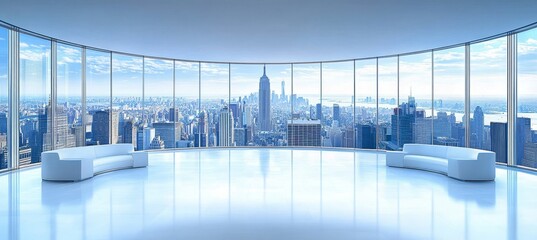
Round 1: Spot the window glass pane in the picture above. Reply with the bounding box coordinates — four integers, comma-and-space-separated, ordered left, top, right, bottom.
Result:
268, 65, 291, 146
56, 44, 82, 149
86, 50, 111, 146
290, 64, 321, 147
517, 28, 537, 168
399, 53, 432, 145
230, 64, 262, 146
144, 58, 175, 149
200, 63, 229, 147
175, 61, 199, 148
377, 57, 398, 150
322, 61, 354, 148
470, 38, 507, 163
0, 28, 8, 170
19, 34, 51, 166
433, 47, 466, 147
355, 59, 377, 149
112, 54, 143, 149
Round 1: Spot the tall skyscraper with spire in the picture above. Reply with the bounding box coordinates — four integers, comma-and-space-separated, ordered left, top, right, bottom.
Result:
259, 66, 271, 131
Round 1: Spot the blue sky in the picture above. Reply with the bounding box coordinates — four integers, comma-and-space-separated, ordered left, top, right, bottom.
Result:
4, 26, 537, 104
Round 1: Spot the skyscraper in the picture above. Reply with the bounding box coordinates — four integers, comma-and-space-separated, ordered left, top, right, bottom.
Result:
287, 120, 321, 146
154, 122, 181, 148
258, 66, 271, 131
197, 111, 209, 147
472, 106, 484, 149
333, 104, 340, 125
91, 110, 118, 145
490, 122, 507, 163
218, 106, 234, 146
316, 103, 322, 120
169, 107, 180, 122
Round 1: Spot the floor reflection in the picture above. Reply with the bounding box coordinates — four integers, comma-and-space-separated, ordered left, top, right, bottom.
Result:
1, 148, 536, 240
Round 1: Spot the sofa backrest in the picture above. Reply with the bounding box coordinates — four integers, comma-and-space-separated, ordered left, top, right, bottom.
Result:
403, 144, 448, 158
94, 144, 134, 158
445, 146, 480, 160
53, 145, 95, 160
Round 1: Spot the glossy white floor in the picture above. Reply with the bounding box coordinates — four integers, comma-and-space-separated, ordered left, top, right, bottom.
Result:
1, 148, 537, 240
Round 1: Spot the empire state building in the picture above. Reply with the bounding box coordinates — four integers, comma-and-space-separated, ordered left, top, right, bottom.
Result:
258, 66, 271, 131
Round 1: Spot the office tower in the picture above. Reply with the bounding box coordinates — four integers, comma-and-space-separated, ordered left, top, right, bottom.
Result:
451, 122, 466, 147
234, 128, 247, 146
218, 106, 234, 146
197, 111, 209, 147
490, 122, 507, 163
517, 117, 531, 164
333, 104, 340, 125
50, 107, 76, 149
143, 127, 155, 150
315, 103, 322, 120
92, 110, 118, 145
259, 66, 271, 131
471, 106, 484, 149
342, 127, 355, 148
433, 112, 451, 139
287, 120, 321, 146
281, 80, 286, 102
413, 118, 432, 144
122, 120, 137, 146
229, 102, 242, 127
149, 136, 165, 149
136, 128, 144, 150
169, 107, 180, 122
355, 123, 376, 149
153, 122, 181, 148
0, 113, 7, 134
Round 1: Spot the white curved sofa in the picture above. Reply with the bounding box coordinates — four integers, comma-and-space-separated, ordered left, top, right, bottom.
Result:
386, 144, 496, 181
41, 144, 148, 181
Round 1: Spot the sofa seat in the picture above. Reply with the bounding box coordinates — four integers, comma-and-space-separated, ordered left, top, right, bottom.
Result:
41, 144, 149, 181
386, 144, 496, 181
404, 155, 448, 173
93, 155, 133, 173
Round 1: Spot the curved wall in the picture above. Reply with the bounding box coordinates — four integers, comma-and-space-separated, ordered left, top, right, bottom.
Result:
1, 20, 537, 171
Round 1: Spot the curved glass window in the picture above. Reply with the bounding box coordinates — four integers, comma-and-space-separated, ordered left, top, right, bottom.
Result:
517, 28, 537, 168
200, 63, 229, 147
0, 27, 8, 170
322, 61, 354, 148
56, 43, 82, 149
355, 59, 377, 149
470, 37, 507, 163
19, 34, 51, 166
175, 61, 199, 148
112, 54, 143, 148
290, 64, 321, 147
86, 50, 111, 146
144, 58, 174, 149
433, 47, 466, 147
377, 57, 398, 150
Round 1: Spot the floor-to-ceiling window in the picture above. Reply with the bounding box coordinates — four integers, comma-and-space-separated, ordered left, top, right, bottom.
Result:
267, 64, 291, 146
290, 64, 321, 147
55, 43, 82, 149
19, 34, 51, 166
433, 47, 466, 147
144, 58, 174, 149
230, 64, 262, 146
175, 61, 199, 148
399, 52, 432, 145
470, 37, 507, 163
0, 27, 8, 170
517, 28, 537, 168
377, 57, 398, 150
200, 63, 229, 147
112, 54, 143, 149
355, 59, 377, 149
86, 50, 111, 146
322, 61, 354, 148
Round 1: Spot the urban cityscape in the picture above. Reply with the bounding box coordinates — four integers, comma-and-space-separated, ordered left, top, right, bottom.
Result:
1, 29, 537, 170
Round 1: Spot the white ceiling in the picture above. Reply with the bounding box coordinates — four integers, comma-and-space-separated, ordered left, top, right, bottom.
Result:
1, 0, 536, 63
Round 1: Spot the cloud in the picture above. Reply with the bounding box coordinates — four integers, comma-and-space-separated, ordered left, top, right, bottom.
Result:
143, 58, 173, 75
518, 38, 537, 56
112, 56, 143, 73
86, 55, 111, 75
